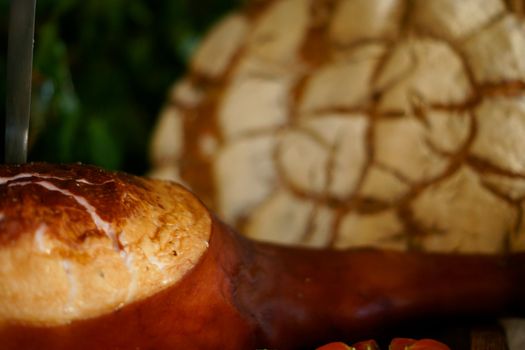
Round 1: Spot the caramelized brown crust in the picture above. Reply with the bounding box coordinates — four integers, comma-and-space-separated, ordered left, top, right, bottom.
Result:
0, 163, 142, 247
0, 163, 211, 325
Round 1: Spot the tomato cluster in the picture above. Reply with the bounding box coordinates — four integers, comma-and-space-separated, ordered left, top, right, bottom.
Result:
316, 338, 450, 350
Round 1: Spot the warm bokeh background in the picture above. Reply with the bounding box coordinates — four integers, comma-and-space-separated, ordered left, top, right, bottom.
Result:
0, 0, 241, 174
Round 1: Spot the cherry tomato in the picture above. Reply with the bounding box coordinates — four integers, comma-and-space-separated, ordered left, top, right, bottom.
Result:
408, 339, 451, 350
389, 338, 451, 350
390, 338, 417, 350
317, 337, 450, 350
316, 341, 353, 350
352, 339, 380, 350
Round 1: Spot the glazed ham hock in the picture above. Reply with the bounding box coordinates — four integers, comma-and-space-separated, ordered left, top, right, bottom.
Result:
0, 163, 523, 349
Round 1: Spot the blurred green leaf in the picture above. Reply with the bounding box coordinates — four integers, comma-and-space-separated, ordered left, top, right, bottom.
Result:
0, 0, 242, 174
86, 117, 121, 170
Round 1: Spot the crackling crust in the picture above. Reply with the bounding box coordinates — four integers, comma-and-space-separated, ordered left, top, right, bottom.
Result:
0, 163, 211, 326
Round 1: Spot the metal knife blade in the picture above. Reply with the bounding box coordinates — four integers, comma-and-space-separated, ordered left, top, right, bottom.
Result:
5, 0, 37, 164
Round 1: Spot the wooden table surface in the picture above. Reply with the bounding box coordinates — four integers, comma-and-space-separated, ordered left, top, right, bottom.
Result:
470, 324, 508, 350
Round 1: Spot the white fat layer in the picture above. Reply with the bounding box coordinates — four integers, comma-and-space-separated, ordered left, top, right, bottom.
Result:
122, 250, 137, 302
145, 254, 170, 285
119, 231, 130, 245
9, 180, 121, 251
61, 260, 77, 314
0, 172, 114, 186
146, 254, 166, 271
76, 178, 114, 185
34, 224, 50, 254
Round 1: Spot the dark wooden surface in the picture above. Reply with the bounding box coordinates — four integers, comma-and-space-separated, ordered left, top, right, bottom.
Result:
470, 323, 508, 350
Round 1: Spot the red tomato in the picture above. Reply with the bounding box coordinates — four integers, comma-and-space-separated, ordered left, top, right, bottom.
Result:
317, 337, 450, 350
352, 339, 380, 350
408, 339, 451, 350
389, 338, 451, 350
390, 338, 417, 350
316, 341, 353, 350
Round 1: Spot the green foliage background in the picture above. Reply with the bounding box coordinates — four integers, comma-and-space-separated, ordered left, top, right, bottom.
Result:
1, 0, 241, 174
